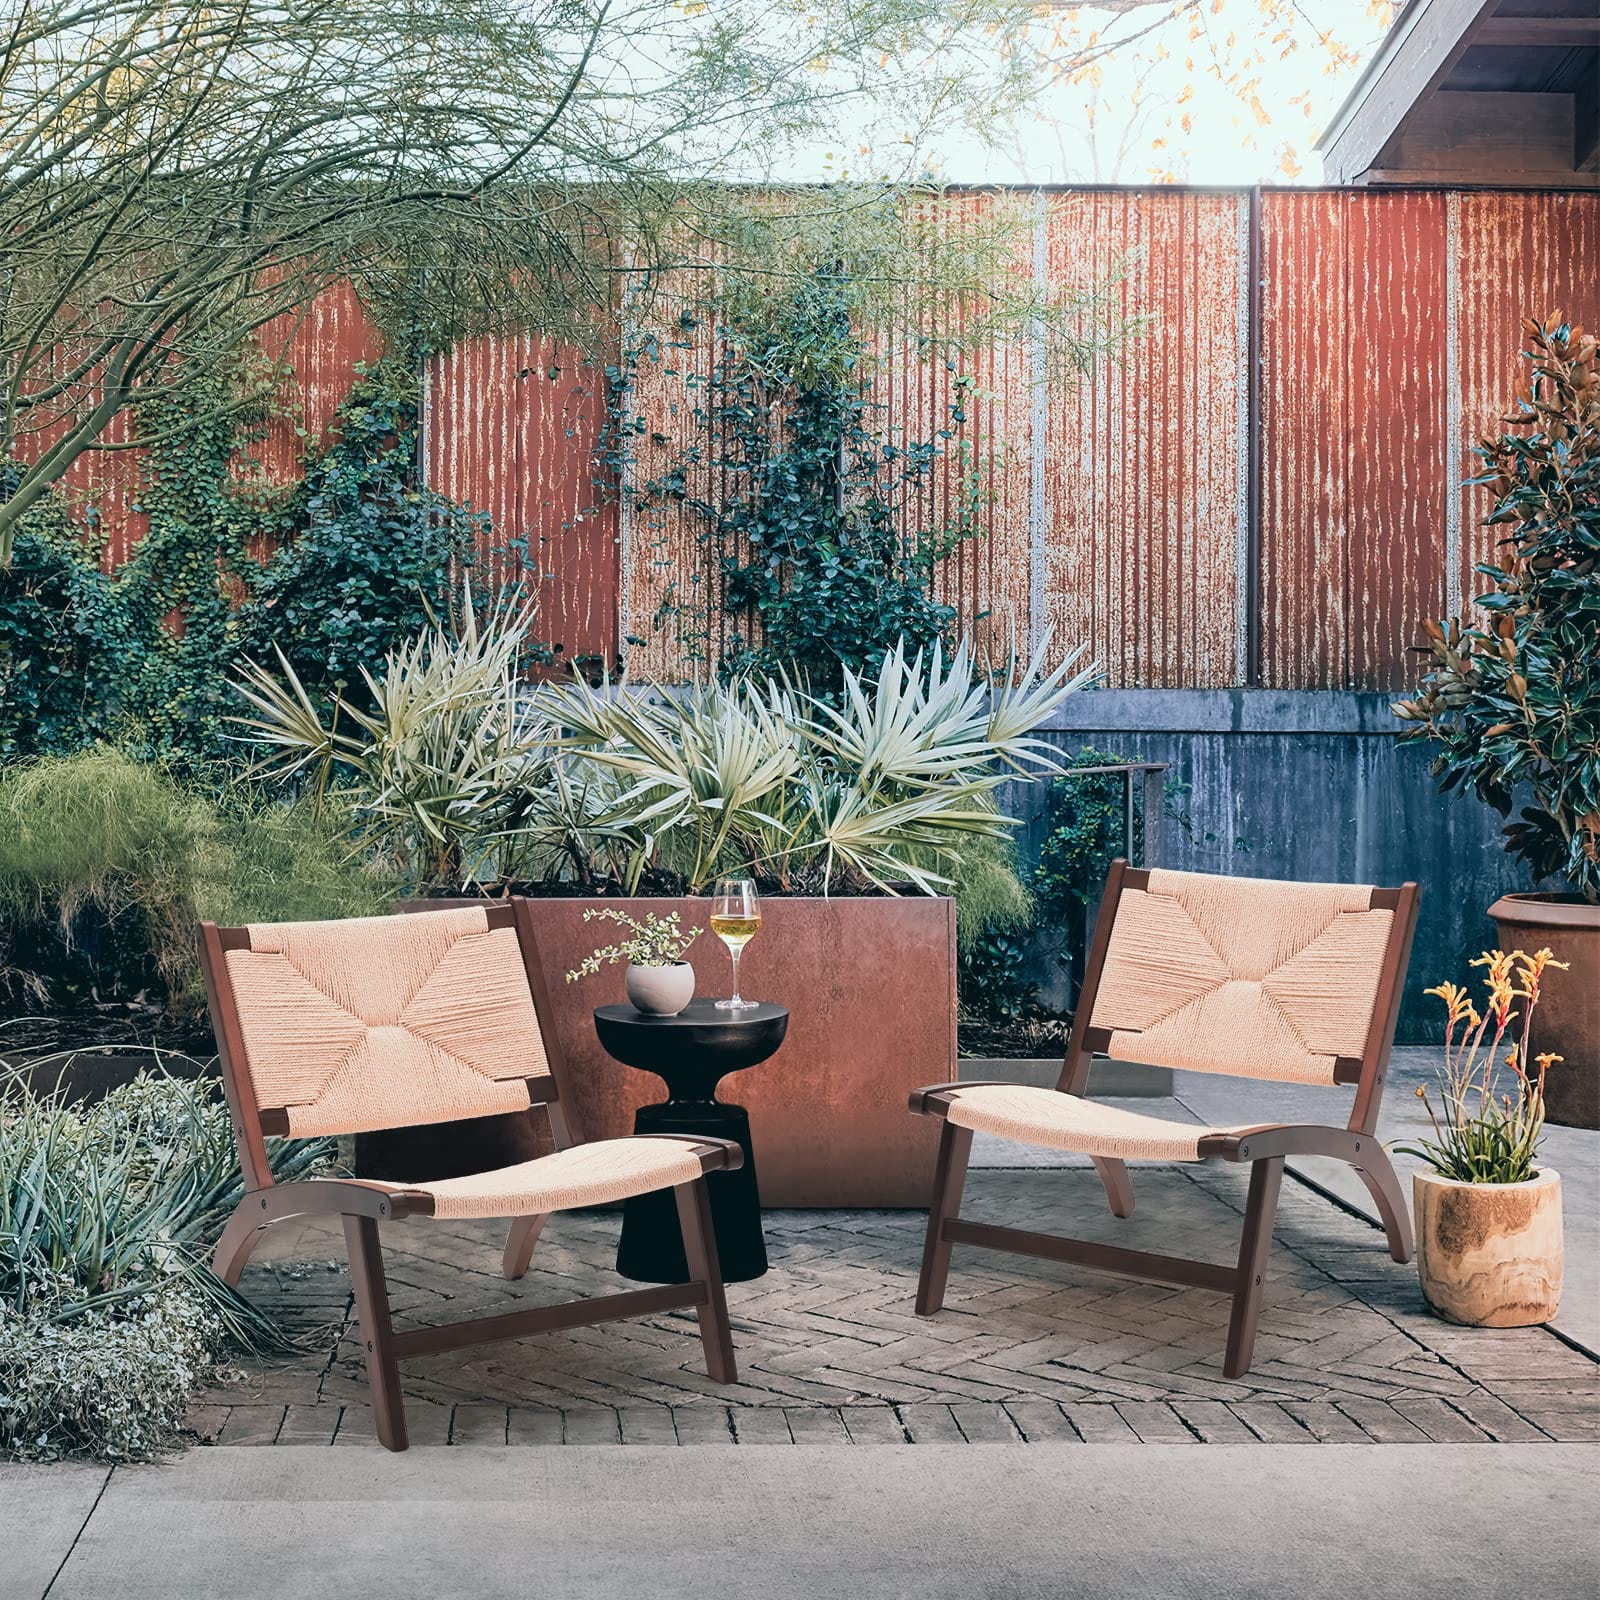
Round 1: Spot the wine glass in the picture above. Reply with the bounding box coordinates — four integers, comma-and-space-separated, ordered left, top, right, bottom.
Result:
710, 879, 761, 1010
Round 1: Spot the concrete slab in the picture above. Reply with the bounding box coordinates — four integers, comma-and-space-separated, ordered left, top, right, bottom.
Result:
0, 1461, 108, 1600
28, 1444, 1600, 1600
1174, 1048, 1600, 1357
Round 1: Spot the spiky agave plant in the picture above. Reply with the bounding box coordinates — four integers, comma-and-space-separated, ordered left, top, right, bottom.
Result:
232, 587, 542, 890
539, 631, 1095, 894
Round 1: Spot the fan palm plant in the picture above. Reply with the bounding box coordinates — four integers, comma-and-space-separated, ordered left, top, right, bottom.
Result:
232, 589, 541, 890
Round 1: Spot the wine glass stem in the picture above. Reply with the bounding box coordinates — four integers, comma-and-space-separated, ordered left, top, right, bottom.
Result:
729, 946, 743, 1006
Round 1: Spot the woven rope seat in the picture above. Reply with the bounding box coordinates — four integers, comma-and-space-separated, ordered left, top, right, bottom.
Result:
360, 1137, 714, 1220
940, 1084, 1245, 1162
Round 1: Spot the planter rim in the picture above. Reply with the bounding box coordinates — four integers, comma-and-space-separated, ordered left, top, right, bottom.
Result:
1488, 893, 1600, 931
626, 960, 692, 969
1412, 1166, 1560, 1193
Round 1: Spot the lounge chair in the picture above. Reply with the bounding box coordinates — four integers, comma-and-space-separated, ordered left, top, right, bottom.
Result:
198, 901, 739, 1450
909, 861, 1419, 1377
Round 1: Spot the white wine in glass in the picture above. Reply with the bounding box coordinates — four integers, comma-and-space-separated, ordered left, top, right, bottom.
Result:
710, 880, 761, 1010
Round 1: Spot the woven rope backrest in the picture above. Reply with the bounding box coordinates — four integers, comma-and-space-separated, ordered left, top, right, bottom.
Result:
1088, 869, 1394, 1086
222, 908, 549, 1136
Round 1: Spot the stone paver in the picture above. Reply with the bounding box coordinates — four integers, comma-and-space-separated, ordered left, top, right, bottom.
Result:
193, 1165, 1598, 1447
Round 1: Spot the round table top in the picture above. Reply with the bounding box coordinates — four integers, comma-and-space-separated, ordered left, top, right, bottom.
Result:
594, 999, 788, 1032
592, 1000, 789, 1096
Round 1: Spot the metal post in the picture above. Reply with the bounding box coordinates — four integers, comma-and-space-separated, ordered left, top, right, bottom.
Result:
1141, 764, 1165, 869
1122, 769, 1136, 867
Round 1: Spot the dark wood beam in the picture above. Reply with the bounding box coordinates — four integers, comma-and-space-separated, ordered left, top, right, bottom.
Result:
1476, 18, 1600, 47
1319, 0, 1495, 183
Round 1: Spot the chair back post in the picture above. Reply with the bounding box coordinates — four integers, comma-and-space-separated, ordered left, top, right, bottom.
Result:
1348, 881, 1421, 1137
197, 921, 275, 1193
508, 897, 585, 1146
1056, 857, 1132, 1096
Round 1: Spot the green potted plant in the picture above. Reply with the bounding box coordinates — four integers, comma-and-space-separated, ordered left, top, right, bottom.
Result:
565, 907, 702, 1016
1394, 315, 1599, 1127
1397, 949, 1566, 1327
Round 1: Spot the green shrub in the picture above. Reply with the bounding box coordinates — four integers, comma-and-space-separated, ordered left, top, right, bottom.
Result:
0, 351, 525, 777
0, 750, 397, 1015
0, 1070, 329, 1461
0, 750, 215, 1005
0, 1274, 216, 1462
1394, 317, 1599, 901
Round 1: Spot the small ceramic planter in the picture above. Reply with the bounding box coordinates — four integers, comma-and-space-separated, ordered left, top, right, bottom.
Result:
1413, 1168, 1563, 1327
625, 961, 696, 1016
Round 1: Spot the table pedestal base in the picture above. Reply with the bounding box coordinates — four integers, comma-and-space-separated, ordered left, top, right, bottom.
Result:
617, 1101, 767, 1284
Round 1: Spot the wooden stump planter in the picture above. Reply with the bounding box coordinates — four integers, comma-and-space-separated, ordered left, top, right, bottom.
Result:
1489, 894, 1600, 1129
374, 894, 954, 1206
1413, 1168, 1563, 1327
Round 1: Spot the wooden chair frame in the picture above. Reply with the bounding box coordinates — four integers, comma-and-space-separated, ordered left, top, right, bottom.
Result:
910, 860, 1421, 1378
198, 899, 740, 1451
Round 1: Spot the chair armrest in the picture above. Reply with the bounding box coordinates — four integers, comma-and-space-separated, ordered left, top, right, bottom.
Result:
235, 1178, 437, 1227
638, 1133, 746, 1176
908, 1081, 1013, 1116
1196, 1124, 1379, 1163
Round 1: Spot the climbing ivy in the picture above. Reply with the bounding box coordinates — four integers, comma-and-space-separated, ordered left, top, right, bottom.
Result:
1, 335, 529, 777
610, 264, 988, 690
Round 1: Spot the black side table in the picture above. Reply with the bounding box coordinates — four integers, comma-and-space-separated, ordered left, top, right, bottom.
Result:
594, 999, 788, 1284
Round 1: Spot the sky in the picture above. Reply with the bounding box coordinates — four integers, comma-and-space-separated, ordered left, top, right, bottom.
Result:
793, 0, 1399, 187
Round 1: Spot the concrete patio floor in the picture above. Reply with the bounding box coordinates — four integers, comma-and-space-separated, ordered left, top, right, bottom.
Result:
7, 1444, 1597, 1599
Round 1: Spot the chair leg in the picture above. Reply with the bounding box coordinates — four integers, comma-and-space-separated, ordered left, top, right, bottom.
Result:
502, 1213, 549, 1280
211, 1207, 266, 1288
1353, 1149, 1413, 1263
1223, 1156, 1284, 1379
915, 1122, 974, 1316
674, 1179, 736, 1384
1092, 1156, 1135, 1219
343, 1214, 408, 1452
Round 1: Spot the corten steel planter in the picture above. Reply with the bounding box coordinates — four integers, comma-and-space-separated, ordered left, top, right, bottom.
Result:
1489, 894, 1600, 1129
381, 894, 952, 1205
1413, 1168, 1563, 1328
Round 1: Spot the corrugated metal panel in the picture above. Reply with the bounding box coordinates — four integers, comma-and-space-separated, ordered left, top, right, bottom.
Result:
19, 189, 1596, 691
618, 280, 725, 681
1041, 189, 1245, 688
55, 409, 145, 570
425, 334, 617, 667
1259, 190, 1448, 690
251, 280, 383, 487
879, 190, 1034, 665
1452, 192, 1600, 616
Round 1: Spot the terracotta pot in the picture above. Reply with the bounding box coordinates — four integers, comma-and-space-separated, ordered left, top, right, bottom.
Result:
625, 961, 695, 1015
1489, 893, 1600, 1129
1413, 1168, 1563, 1327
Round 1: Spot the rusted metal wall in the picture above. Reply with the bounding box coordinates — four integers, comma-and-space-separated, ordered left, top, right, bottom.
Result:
1042, 189, 1247, 688
38, 188, 1598, 690
251, 280, 384, 488
1451, 192, 1600, 618
425, 334, 616, 666
1259, 189, 1451, 690
15, 282, 381, 569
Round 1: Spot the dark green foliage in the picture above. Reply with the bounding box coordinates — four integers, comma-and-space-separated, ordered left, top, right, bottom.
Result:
239, 357, 493, 695
613, 265, 983, 690
1032, 748, 1188, 1005
0, 346, 513, 775
1395, 318, 1600, 901
958, 923, 1039, 1022
0, 513, 119, 761
1033, 748, 1146, 930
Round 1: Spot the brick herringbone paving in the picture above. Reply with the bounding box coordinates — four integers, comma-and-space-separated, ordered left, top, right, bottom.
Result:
190, 1167, 1599, 1447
